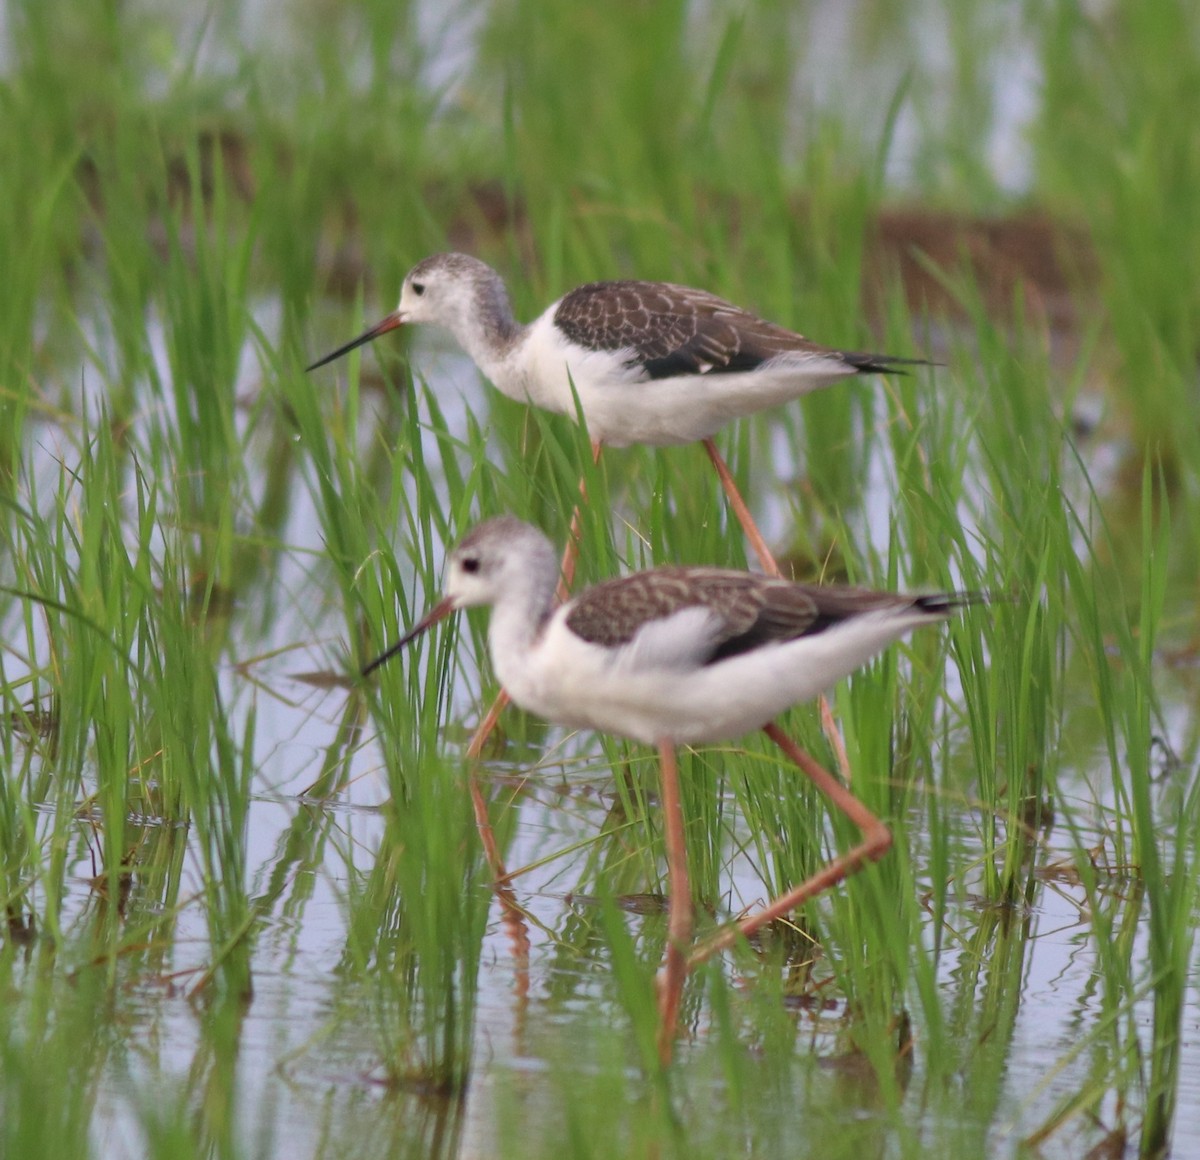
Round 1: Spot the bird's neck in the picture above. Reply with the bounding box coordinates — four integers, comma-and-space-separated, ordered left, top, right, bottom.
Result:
487, 563, 558, 689
450, 280, 525, 392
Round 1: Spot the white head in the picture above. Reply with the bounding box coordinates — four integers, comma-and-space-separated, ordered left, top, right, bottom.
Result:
395, 253, 511, 331
307, 252, 516, 372
441, 515, 558, 610
361, 516, 558, 676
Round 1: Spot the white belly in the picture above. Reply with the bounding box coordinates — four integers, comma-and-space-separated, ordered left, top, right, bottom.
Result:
493, 609, 933, 747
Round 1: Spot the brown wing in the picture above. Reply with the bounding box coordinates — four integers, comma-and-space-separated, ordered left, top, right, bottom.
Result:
564, 568, 820, 662
565, 567, 961, 665
552, 281, 841, 379
701, 581, 934, 662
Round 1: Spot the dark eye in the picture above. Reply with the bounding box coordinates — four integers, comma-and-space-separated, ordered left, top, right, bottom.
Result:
461, 556, 480, 574
411, 281, 426, 296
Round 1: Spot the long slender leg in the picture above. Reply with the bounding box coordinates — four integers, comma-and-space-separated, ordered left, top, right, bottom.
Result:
687, 721, 892, 969
818, 685, 854, 785
465, 694, 510, 871
459, 694, 532, 987
654, 739, 692, 1065
702, 437, 850, 777
702, 437, 778, 576
556, 440, 604, 594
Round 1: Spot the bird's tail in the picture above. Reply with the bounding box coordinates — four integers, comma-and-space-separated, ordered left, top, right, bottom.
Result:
913, 590, 1003, 615
841, 351, 941, 375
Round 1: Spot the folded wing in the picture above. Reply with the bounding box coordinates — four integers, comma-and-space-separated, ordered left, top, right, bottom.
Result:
565, 568, 935, 669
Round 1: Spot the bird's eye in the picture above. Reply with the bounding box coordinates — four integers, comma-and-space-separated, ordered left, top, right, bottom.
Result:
411, 281, 426, 297
461, 556, 480, 575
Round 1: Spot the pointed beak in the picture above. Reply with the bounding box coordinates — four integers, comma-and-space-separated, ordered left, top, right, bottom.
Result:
307, 310, 405, 372
361, 595, 456, 677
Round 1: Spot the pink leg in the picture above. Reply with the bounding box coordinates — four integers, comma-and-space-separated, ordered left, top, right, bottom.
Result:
702, 437, 779, 576
463, 697, 530, 985
687, 721, 892, 969
654, 738, 692, 1065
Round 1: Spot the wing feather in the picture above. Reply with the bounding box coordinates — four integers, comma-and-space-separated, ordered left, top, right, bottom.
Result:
553, 281, 835, 379
564, 567, 954, 667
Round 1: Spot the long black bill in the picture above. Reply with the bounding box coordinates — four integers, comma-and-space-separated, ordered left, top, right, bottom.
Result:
361, 596, 455, 677
307, 310, 405, 372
